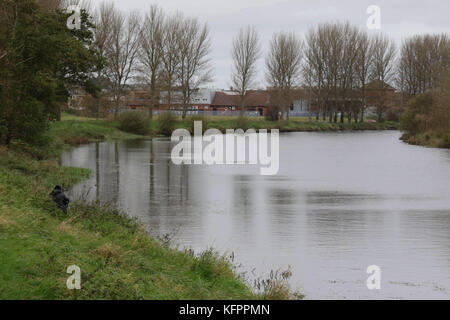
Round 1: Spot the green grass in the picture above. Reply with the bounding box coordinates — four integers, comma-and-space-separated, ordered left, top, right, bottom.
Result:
51, 114, 143, 146
147, 115, 399, 136
400, 131, 450, 149
59, 113, 399, 138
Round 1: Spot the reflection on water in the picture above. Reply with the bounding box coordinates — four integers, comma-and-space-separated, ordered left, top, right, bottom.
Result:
61, 131, 450, 299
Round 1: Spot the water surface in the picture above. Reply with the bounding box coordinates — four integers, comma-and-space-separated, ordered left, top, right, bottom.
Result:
61, 131, 450, 299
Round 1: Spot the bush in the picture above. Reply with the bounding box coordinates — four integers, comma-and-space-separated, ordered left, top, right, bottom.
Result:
186, 115, 208, 133
236, 116, 250, 131
157, 112, 177, 136
117, 112, 149, 135
400, 92, 435, 134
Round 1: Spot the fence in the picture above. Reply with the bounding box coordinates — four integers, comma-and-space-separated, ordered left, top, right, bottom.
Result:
120, 109, 262, 117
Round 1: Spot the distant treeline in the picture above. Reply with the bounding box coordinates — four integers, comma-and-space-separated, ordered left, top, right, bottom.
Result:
0, 0, 449, 146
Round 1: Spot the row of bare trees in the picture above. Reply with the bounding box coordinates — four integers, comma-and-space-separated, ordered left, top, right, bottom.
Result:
231, 27, 303, 120
397, 34, 449, 96
233, 21, 448, 122
86, 2, 448, 121
92, 2, 212, 119
302, 22, 398, 122
231, 22, 399, 122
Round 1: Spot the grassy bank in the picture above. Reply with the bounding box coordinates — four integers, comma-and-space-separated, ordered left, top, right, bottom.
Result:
204, 118, 399, 133
49, 115, 143, 149
1, 117, 295, 300
148, 115, 399, 136
59, 113, 398, 139
400, 131, 450, 149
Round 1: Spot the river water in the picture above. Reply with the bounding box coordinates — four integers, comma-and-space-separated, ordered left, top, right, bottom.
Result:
61, 131, 450, 299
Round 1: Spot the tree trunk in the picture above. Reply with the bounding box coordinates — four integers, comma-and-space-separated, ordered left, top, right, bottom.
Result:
5, 128, 12, 146
149, 77, 156, 120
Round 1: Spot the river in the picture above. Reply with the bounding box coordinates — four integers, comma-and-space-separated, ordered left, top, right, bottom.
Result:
61, 130, 450, 299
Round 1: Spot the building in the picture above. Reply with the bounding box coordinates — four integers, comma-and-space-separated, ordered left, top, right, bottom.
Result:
158, 88, 216, 114
365, 80, 397, 116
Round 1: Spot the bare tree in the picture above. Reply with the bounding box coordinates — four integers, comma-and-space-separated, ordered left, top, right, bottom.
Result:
370, 33, 396, 121
303, 25, 328, 121
138, 4, 165, 118
90, 1, 115, 119
160, 13, 182, 110
177, 17, 212, 119
266, 31, 303, 120
398, 34, 449, 97
102, 5, 141, 117
231, 26, 261, 117
338, 22, 359, 123
355, 30, 374, 122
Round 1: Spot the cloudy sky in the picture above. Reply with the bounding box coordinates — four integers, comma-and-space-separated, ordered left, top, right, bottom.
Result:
107, 0, 449, 89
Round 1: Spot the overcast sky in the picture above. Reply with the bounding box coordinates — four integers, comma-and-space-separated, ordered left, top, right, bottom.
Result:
107, 0, 449, 89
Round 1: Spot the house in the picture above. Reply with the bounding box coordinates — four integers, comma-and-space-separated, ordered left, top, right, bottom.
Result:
365, 80, 397, 116
290, 99, 310, 117
158, 88, 216, 114
210, 91, 238, 114
209, 91, 270, 116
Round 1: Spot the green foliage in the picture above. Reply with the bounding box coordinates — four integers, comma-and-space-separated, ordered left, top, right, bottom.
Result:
236, 116, 250, 131
0, 0, 98, 146
48, 115, 141, 148
400, 92, 435, 134
157, 112, 177, 136
117, 112, 150, 135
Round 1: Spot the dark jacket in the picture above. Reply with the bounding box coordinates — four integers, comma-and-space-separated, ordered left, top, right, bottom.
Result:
50, 186, 70, 214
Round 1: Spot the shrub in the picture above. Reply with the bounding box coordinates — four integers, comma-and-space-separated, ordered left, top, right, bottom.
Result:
157, 112, 177, 136
236, 116, 250, 131
253, 267, 299, 300
186, 115, 208, 133
117, 112, 149, 135
400, 92, 435, 134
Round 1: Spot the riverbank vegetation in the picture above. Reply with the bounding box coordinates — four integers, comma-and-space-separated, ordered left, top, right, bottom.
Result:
400, 72, 450, 148
59, 113, 399, 138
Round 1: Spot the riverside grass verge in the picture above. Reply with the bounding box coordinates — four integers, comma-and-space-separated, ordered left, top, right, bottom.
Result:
0, 116, 296, 300
58, 113, 399, 140
149, 115, 399, 136
400, 131, 450, 149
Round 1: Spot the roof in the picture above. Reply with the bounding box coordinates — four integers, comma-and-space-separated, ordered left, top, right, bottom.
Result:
211, 92, 237, 106
366, 80, 395, 91
244, 91, 270, 107
211, 91, 270, 107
